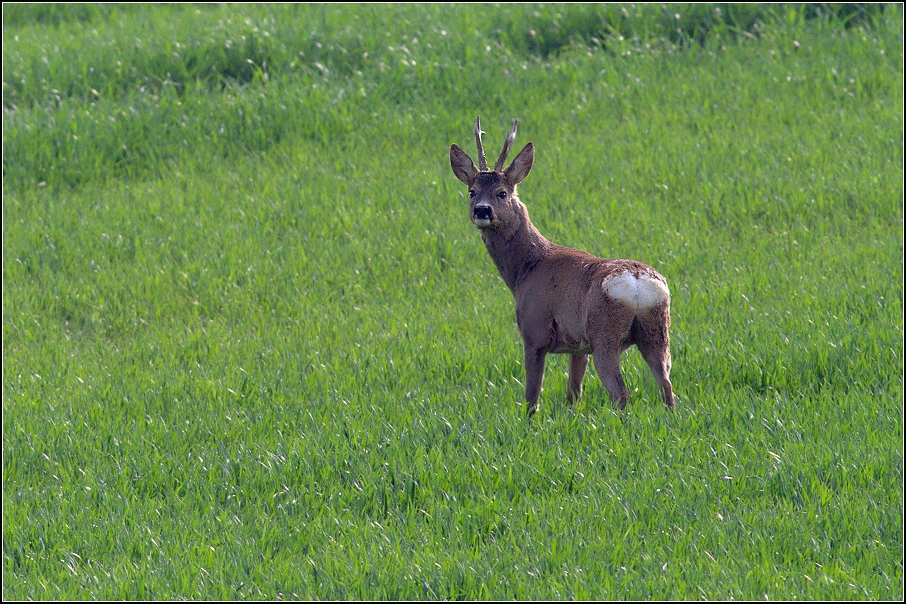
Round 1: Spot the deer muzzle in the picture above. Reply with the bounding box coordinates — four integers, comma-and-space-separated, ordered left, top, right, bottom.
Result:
472, 204, 493, 228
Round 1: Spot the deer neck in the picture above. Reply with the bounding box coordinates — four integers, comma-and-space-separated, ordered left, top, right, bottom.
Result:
480, 199, 551, 292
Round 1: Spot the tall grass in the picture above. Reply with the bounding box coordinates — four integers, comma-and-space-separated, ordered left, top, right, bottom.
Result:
3, 3, 903, 600
2, 3, 895, 191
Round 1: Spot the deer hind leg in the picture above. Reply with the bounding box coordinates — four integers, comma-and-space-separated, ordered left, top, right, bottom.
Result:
633, 306, 675, 408
587, 296, 635, 410
592, 343, 629, 410
566, 354, 589, 404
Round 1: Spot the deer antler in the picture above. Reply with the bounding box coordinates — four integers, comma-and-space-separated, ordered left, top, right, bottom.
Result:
474, 116, 489, 171
494, 119, 518, 172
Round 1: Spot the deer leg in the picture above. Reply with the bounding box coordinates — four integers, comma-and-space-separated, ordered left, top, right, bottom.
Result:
567, 354, 589, 404
524, 347, 547, 418
592, 346, 629, 410
636, 338, 675, 408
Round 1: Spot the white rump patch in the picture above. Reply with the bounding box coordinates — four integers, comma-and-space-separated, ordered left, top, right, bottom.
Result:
602, 270, 669, 312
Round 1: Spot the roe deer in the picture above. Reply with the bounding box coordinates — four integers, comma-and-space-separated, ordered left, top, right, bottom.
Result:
450, 117, 675, 417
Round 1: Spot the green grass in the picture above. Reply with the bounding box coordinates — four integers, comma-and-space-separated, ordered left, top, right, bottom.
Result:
3, 3, 903, 600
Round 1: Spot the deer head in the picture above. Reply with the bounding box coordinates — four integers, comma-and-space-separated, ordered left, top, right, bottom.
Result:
450, 117, 535, 231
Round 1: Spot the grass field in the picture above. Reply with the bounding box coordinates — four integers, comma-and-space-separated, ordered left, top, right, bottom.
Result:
3, 3, 903, 600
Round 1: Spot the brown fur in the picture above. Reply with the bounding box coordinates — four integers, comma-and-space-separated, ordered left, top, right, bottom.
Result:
450, 118, 675, 417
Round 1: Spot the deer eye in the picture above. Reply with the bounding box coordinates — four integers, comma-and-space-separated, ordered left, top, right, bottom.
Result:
496, 191, 507, 199
469, 190, 476, 198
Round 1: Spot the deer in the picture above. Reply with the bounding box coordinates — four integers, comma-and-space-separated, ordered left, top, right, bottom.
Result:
449, 117, 675, 418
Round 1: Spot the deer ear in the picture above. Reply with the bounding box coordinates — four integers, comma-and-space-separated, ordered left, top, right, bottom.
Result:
505, 143, 534, 185
450, 144, 477, 185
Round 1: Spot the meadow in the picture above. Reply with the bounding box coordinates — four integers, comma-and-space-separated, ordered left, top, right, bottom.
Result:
3, 3, 903, 599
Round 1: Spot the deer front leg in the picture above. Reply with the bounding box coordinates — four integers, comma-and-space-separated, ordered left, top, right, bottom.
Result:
567, 353, 589, 404
524, 346, 547, 418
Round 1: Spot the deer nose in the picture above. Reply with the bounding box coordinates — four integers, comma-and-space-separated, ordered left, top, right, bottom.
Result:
473, 205, 493, 221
